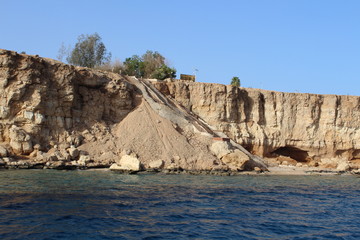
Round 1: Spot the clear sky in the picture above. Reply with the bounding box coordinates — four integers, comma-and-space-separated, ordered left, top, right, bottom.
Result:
2, 0, 360, 95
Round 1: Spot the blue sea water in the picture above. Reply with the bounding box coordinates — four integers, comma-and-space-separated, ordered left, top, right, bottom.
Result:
0, 170, 360, 240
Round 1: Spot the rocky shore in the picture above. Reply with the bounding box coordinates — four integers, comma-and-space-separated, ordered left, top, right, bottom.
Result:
1, 49, 360, 175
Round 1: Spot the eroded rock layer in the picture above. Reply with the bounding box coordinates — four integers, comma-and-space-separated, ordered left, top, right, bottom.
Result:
2, 49, 358, 171
0, 49, 134, 152
153, 81, 360, 169
0, 50, 265, 172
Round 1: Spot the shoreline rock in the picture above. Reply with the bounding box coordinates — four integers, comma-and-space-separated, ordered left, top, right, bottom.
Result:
0, 158, 358, 177
1, 50, 360, 174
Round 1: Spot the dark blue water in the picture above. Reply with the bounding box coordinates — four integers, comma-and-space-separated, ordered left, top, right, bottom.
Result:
0, 170, 360, 239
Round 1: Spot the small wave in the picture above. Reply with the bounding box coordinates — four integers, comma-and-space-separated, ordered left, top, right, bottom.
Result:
0, 171, 360, 239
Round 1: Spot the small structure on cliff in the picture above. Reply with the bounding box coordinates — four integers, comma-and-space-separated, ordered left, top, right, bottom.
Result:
180, 74, 196, 82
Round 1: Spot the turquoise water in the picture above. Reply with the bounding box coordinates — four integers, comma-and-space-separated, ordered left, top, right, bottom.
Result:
0, 170, 360, 239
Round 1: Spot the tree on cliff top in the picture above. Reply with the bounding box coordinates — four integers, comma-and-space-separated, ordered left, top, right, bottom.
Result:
67, 33, 111, 68
123, 55, 145, 77
142, 50, 165, 78
231, 76, 240, 87
123, 50, 176, 80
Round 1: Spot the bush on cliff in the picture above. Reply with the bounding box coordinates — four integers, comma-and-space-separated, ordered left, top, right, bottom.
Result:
123, 55, 145, 77
151, 65, 176, 80
123, 50, 176, 79
231, 76, 241, 87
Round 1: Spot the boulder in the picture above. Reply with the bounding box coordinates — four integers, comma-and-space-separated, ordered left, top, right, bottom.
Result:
78, 155, 92, 166
221, 149, 250, 171
67, 146, 79, 159
210, 141, 232, 159
337, 162, 351, 171
33, 144, 41, 151
149, 160, 164, 169
54, 150, 66, 161
109, 163, 122, 170
46, 160, 65, 169
9, 126, 33, 154
2, 157, 12, 163
0, 106, 9, 119
112, 154, 141, 171
63, 152, 71, 161
34, 151, 46, 163
29, 149, 38, 158
0, 145, 8, 157
165, 163, 178, 170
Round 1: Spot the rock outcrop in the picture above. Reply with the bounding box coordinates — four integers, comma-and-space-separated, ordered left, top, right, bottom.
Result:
3, 49, 358, 172
0, 49, 264, 172
153, 81, 360, 169
110, 154, 141, 172
0, 49, 136, 169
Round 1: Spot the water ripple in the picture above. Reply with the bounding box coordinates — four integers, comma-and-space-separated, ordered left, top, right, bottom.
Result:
0, 170, 360, 239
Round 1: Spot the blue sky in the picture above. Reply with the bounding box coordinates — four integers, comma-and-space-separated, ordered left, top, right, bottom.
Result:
2, 0, 360, 95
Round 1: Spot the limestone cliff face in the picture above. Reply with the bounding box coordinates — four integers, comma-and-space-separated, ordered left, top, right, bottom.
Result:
0, 49, 134, 156
0, 50, 265, 172
153, 81, 360, 168
2, 49, 359, 171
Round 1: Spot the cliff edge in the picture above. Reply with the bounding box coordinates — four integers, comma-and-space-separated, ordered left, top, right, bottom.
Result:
153, 81, 360, 171
1, 49, 358, 173
0, 50, 265, 172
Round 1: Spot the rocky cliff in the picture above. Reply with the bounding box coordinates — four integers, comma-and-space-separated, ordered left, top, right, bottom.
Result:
0, 50, 136, 168
1, 49, 359, 172
153, 81, 360, 170
0, 50, 265, 172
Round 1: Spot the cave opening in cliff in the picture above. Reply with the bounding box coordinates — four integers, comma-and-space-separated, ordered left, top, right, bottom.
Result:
272, 146, 309, 162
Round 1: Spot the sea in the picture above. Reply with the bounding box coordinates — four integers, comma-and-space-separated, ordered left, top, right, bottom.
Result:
0, 170, 360, 240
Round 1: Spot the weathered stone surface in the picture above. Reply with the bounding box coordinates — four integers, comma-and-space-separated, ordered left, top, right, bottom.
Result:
4, 49, 359, 172
109, 163, 122, 170
0, 49, 134, 155
46, 160, 65, 169
154, 81, 360, 168
0, 145, 8, 157
9, 126, 33, 154
78, 155, 92, 166
115, 155, 141, 171
210, 141, 232, 159
336, 162, 351, 171
98, 151, 116, 165
0, 50, 254, 171
222, 150, 250, 170
67, 146, 79, 159
149, 160, 164, 169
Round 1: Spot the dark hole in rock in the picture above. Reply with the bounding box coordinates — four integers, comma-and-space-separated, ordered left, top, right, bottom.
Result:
243, 144, 254, 153
352, 149, 360, 160
272, 146, 309, 162
335, 150, 347, 156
